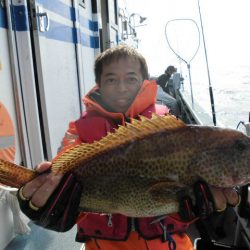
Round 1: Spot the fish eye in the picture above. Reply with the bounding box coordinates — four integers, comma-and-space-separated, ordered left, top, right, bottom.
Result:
234, 139, 247, 151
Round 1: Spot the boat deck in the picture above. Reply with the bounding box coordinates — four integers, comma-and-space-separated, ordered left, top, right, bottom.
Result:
4, 222, 82, 250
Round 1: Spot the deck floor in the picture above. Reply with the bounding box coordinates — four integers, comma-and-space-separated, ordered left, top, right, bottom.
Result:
4, 222, 82, 250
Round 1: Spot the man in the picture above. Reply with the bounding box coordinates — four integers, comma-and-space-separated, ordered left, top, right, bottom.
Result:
156, 66, 181, 117
17, 45, 240, 250
157, 65, 177, 93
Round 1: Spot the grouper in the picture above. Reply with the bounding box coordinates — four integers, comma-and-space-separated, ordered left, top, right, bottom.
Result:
0, 114, 249, 217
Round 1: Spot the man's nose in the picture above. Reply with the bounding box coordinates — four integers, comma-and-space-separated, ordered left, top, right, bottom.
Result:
117, 80, 127, 92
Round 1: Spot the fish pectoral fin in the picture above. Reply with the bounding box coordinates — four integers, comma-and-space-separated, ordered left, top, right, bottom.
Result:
149, 181, 186, 202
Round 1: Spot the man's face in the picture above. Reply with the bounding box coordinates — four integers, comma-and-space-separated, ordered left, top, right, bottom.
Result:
99, 57, 143, 113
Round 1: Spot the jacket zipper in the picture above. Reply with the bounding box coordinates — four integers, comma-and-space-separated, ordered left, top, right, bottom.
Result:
107, 214, 113, 227
131, 218, 135, 231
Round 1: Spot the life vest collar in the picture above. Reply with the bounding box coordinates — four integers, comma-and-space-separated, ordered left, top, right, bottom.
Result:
83, 80, 157, 125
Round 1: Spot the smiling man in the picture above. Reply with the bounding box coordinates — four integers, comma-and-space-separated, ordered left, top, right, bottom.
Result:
93, 45, 149, 114
17, 45, 240, 250
99, 57, 143, 113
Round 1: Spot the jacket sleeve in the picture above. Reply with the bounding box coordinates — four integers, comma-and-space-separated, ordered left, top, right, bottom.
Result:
57, 120, 88, 227
57, 121, 82, 153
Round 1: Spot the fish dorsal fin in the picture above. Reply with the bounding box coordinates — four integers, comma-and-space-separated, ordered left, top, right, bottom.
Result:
52, 114, 186, 174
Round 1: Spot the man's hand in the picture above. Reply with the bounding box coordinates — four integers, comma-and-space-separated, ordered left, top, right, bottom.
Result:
17, 162, 82, 232
21, 162, 63, 208
178, 182, 241, 222
210, 186, 240, 211
194, 181, 240, 219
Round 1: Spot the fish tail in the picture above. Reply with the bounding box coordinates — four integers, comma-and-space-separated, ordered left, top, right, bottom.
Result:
0, 159, 37, 188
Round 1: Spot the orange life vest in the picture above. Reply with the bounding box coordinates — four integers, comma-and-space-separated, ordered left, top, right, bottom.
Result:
74, 104, 194, 248
0, 102, 15, 163
60, 81, 194, 250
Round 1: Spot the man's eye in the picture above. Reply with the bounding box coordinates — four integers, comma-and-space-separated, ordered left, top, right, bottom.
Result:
105, 79, 116, 85
127, 77, 139, 84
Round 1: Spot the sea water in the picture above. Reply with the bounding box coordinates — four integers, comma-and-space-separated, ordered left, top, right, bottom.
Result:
188, 63, 250, 130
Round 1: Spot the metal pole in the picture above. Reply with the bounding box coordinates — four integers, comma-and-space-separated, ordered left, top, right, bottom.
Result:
197, 0, 217, 126
187, 64, 194, 107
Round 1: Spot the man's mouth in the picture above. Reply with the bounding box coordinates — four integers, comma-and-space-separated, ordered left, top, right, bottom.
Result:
115, 98, 130, 106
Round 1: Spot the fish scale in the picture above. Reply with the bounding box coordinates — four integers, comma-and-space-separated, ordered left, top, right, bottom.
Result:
0, 114, 250, 217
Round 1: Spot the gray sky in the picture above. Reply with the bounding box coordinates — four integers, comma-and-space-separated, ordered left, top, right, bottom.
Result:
120, 0, 250, 79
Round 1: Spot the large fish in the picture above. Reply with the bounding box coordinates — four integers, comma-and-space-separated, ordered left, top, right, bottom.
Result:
0, 114, 249, 217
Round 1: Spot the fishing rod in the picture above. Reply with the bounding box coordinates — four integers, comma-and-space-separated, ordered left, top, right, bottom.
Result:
197, 0, 217, 126
165, 18, 200, 107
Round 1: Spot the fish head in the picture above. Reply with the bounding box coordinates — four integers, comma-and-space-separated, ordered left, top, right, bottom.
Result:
193, 127, 250, 188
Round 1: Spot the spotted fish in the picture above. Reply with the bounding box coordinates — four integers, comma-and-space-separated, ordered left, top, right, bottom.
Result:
0, 114, 249, 217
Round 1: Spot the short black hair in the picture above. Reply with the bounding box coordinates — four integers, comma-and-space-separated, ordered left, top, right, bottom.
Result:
94, 45, 149, 85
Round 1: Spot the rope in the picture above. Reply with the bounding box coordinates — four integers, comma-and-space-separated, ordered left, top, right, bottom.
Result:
0, 189, 30, 235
